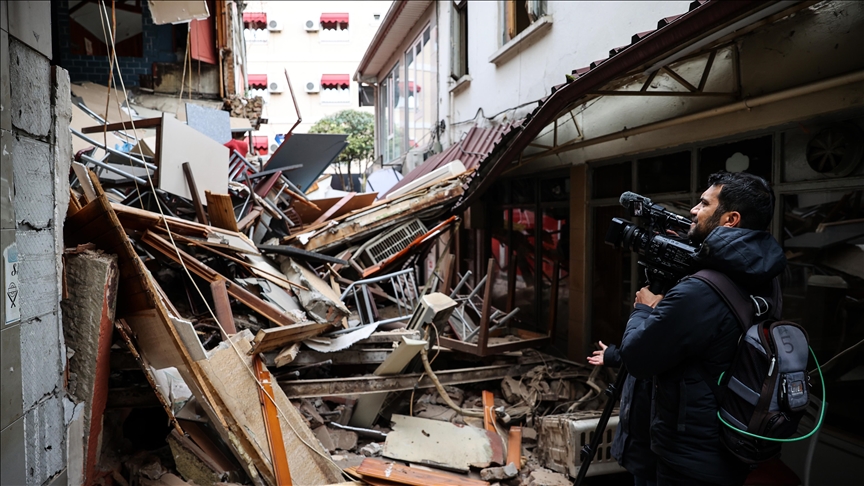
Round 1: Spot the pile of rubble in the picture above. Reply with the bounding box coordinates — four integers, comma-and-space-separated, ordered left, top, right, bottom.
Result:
63, 99, 621, 485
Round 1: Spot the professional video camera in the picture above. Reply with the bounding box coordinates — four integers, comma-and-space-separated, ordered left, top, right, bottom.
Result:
605, 192, 699, 293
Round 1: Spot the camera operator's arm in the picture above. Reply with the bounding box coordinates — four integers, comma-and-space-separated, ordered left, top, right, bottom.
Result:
586, 341, 622, 367
635, 287, 664, 308
619, 279, 715, 378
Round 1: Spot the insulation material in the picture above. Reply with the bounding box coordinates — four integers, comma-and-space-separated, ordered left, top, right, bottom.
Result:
303, 323, 380, 353
383, 414, 505, 472
158, 115, 228, 202
147, 1, 210, 25
281, 258, 349, 324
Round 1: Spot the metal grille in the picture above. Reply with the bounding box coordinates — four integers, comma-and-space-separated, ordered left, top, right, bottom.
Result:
358, 219, 427, 267
537, 412, 625, 478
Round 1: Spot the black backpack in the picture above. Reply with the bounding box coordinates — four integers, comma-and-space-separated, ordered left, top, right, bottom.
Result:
692, 269, 812, 464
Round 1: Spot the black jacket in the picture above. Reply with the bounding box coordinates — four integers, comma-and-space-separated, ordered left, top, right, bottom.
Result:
620, 227, 786, 485
604, 345, 656, 480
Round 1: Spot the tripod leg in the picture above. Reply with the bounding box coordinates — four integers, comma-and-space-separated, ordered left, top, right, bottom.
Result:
573, 366, 628, 486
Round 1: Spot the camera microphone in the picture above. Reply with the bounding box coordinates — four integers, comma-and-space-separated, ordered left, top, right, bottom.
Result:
619, 191, 646, 207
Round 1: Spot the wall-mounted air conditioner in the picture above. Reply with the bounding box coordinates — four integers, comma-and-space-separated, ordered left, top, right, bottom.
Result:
304, 19, 319, 32
305, 81, 320, 93
268, 81, 284, 93
267, 19, 283, 32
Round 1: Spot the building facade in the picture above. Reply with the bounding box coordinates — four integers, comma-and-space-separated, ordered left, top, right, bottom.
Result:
358, 1, 864, 480
244, 0, 391, 156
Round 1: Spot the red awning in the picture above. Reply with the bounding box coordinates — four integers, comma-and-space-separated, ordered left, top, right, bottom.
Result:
399, 81, 421, 93
248, 74, 268, 90
243, 12, 267, 30
252, 136, 269, 155
320, 13, 349, 28
321, 74, 350, 90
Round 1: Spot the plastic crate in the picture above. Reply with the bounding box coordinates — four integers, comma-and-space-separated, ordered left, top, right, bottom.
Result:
537, 411, 626, 478
357, 219, 427, 268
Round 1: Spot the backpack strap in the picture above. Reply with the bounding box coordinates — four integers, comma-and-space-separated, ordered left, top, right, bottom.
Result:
690, 269, 756, 403
690, 269, 755, 332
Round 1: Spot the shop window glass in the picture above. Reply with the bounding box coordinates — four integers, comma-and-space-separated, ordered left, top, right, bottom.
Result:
698, 135, 772, 186
592, 162, 632, 199
540, 207, 570, 346
780, 189, 864, 436
591, 206, 632, 347
781, 119, 864, 183
637, 151, 690, 195
541, 177, 569, 203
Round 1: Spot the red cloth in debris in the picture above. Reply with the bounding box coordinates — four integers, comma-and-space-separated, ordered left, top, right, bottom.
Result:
224, 138, 249, 157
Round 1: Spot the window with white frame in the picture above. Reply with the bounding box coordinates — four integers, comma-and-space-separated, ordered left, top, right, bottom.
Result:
319, 13, 350, 42
379, 63, 404, 164
503, 0, 546, 43
320, 74, 351, 104
450, 0, 468, 80
406, 25, 437, 150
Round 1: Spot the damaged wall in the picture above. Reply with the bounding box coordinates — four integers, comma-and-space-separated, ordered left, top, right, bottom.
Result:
53, 0, 175, 88
1, 2, 72, 485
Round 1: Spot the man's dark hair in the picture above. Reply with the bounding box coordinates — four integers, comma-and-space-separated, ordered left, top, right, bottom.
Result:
707, 171, 775, 230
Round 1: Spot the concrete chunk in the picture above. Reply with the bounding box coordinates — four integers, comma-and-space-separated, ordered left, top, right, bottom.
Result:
480, 462, 518, 481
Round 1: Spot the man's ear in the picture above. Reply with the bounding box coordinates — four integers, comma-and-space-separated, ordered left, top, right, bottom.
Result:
721, 211, 742, 228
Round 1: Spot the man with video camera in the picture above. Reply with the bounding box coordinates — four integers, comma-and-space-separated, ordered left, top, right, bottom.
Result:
619, 172, 786, 486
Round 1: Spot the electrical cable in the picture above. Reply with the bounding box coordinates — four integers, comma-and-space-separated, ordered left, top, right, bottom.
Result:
96, 2, 347, 480
717, 346, 825, 442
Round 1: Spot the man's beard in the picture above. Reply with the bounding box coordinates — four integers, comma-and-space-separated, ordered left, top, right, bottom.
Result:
688, 209, 723, 244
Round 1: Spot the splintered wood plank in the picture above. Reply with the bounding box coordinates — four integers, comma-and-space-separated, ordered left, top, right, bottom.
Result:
248, 321, 334, 355
483, 390, 496, 433
210, 278, 236, 337
183, 162, 208, 224
254, 356, 293, 485
141, 230, 301, 327
355, 458, 489, 486
80, 116, 162, 133
507, 426, 522, 470
205, 191, 239, 231
111, 202, 211, 237
311, 193, 357, 226
237, 206, 263, 232
198, 335, 342, 485
297, 179, 464, 253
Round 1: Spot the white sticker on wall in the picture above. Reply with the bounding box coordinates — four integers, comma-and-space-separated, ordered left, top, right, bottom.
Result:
4, 242, 19, 325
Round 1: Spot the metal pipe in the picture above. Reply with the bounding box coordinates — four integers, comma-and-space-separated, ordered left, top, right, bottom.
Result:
80, 154, 148, 184
466, 274, 488, 301
340, 268, 415, 300
71, 128, 157, 170
450, 271, 473, 297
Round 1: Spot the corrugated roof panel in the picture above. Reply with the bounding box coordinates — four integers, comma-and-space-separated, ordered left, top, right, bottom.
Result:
381, 123, 519, 199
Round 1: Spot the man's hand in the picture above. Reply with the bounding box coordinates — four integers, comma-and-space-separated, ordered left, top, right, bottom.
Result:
587, 341, 607, 366
635, 286, 664, 308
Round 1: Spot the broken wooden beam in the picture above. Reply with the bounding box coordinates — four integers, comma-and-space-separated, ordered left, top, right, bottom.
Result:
258, 244, 348, 266
142, 230, 302, 327
205, 190, 239, 232
254, 356, 293, 485
248, 321, 334, 355
209, 278, 237, 337
355, 458, 489, 486
183, 162, 208, 225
